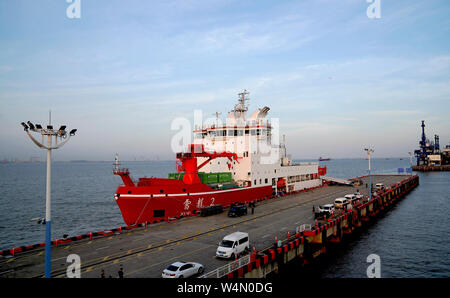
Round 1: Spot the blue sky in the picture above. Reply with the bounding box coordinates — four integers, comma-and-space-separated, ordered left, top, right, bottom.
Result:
0, 0, 449, 161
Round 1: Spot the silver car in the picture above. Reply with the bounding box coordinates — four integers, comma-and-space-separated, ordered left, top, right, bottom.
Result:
162, 261, 204, 278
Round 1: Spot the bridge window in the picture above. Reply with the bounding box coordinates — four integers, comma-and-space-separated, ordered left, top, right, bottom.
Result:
215, 130, 226, 137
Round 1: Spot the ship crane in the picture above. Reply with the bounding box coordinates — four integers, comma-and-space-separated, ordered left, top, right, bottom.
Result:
176, 144, 239, 184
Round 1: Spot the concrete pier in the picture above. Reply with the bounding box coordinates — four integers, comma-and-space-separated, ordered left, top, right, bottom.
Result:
0, 175, 417, 278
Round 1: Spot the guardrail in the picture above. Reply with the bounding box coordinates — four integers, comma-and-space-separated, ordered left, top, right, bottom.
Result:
200, 254, 251, 278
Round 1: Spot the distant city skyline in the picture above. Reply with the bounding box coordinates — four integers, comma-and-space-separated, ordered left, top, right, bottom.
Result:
1, 0, 449, 161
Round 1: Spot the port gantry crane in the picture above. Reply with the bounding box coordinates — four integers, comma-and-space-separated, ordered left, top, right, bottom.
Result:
414, 120, 441, 166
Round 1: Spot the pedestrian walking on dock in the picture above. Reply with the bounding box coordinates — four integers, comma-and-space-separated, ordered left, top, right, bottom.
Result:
101, 269, 105, 278
312, 205, 315, 213
251, 201, 255, 214
118, 267, 124, 279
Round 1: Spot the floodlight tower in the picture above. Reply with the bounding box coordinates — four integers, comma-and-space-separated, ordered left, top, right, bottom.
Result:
408, 152, 413, 175
21, 117, 77, 278
364, 148, 374, 200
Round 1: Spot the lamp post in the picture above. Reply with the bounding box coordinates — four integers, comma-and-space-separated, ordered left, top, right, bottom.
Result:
21, 119, 77, 278
364, 148, 374, 200
408, 152, 413, 175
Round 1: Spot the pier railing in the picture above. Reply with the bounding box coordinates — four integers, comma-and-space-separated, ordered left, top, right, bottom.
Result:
200, 254, 251, 278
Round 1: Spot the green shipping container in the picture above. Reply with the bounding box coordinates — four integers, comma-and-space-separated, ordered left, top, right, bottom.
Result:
168, 173, 184, 180
218, 172, 232, 183
205, 173, 218, 184
169, 172, 231, 184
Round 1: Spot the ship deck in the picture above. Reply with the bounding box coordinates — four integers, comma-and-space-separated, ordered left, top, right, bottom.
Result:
0, 175, 410, 278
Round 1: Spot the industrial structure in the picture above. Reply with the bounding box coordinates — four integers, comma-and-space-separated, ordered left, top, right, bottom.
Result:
413, 121, 450, 171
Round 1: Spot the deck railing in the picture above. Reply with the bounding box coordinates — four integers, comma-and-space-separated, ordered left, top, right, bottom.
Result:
199, 254, 251, 278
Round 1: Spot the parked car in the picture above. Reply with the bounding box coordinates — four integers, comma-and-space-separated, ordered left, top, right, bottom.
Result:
162, 261, 204, 278
375, 183, 385, 191
216, 231, 250, 259
228, 203, 247, 217
334, 197, 349, 209
344, 194, 356, 201
318, 204, 335, 216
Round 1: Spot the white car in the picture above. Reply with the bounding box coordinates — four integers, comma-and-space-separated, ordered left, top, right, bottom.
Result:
318, 204, 335, 215
344, 194, 356, 201
334, 197, 349, 209
162, 261, 204, 278
375, 183, 385, 190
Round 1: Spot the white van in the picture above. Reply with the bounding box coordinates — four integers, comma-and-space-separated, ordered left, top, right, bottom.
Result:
334, 197, 349, 209
216, 232, 250, 259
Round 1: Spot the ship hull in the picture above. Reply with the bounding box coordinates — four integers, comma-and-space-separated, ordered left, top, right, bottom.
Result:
115, 185, 272, 226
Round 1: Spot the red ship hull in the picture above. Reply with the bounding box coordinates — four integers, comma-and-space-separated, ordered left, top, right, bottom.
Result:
114, 179, 272, 226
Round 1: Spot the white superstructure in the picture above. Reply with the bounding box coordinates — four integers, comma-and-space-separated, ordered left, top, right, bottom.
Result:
193, 90, 321, 195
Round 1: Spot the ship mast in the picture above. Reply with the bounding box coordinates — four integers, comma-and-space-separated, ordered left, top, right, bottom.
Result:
233, 89, 249, 118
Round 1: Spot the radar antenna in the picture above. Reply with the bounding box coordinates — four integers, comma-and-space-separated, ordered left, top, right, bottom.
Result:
212, 112, 222, 127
